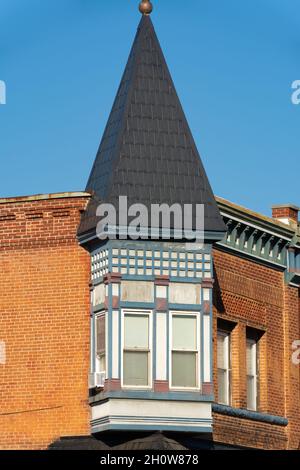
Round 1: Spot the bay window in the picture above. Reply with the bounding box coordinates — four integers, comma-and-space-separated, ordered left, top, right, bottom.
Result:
123, 311, 151, 387
171, 313, 200, 389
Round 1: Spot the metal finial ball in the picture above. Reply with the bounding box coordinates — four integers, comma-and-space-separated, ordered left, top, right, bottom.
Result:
139, 1, 153, 15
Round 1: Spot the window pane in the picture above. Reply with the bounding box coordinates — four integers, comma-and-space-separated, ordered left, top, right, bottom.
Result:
247, 339, 257, 410
217, 331, 230, 405
123, 351, 148, 386
173, 316, 197, 350
124, 315, 149, 349
172, 352, 196, 387
246, 340, 256, 375
99, 354, 105, 372
217, 333, 227, 369
96, 316, 105, 355
247, 375, 255, 410
96, 353, 106, 373
218, 369, 228, 404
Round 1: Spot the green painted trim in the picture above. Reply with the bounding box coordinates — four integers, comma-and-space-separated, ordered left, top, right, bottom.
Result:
213, 404, 288, 426
217, 203, 294, 239
215, 243, 286, 271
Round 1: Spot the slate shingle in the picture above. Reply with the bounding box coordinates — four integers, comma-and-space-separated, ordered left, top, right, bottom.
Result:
78, 15, 226, 237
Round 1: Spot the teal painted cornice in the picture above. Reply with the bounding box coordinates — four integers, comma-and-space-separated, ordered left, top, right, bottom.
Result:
213, 404, 288, 427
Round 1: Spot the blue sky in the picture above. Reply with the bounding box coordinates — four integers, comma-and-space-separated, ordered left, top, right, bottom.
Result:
0, 0, 299, 217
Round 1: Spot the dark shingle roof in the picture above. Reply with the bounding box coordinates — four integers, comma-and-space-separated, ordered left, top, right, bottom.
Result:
78, 15, 226, 237
48, 433, 246, 450
48, 432, 187, 450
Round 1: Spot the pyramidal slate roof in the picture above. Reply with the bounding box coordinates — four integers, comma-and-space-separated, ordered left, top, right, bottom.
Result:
78, 15, 226, 238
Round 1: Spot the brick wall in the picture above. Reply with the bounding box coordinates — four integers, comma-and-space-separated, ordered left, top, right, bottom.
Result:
212, 247, 300, 449
0, 194, 91, 449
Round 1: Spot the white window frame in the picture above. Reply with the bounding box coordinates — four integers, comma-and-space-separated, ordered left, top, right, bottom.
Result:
169, 311, 201, 391
95, 311, 107, 378
121, 309, 153, 390
246, 338, 258, 411
217, 330, 231, 406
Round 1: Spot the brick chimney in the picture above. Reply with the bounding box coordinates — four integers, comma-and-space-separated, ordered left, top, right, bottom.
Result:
272, 204, 299, 228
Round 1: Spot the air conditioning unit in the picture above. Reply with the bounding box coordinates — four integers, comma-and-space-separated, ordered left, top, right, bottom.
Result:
89, 372, 105, 389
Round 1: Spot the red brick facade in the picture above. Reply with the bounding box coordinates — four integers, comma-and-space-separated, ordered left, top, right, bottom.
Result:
212, 248, 300, 449
0, 193, 91, 449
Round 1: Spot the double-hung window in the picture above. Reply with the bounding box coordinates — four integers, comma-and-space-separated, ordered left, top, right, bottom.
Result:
246, 338, 258, 411
171, 313, 200, 389
123, 311, 151, 387
217, 330, 231, 405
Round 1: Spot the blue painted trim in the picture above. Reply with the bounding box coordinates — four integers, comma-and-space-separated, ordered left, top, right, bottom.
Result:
169, 277, 202, 284
92, 423, 212, 434
108, 246, 112, 273
108, 284, 113, 379
120, 274, 203, 284
212, 404, 288, 426
90, 390, 214, 404
168, 303, 201, 312
120, 302, 155, 309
